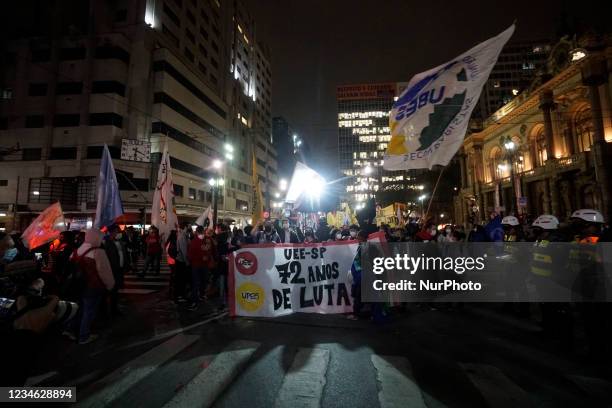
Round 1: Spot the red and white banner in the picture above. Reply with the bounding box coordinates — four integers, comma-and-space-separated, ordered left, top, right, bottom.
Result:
229, 232, 385, 317
21, 202, 66, 249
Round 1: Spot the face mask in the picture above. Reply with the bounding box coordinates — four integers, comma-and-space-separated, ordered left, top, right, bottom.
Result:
350, 231, 357, 238
283, 224, 289, 230
335, 233, 342, 240
197, 234, 204, 239
264, 226, 272, 233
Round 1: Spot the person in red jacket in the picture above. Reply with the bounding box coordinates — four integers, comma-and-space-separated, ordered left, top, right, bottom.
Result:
187, 226, 217, 310
138, 226, 162, 278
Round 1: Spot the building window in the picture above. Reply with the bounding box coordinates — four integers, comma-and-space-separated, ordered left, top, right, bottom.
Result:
87, 145, 120, 159
186, 10, 196, 25
49, 147, 77, 160
163, 4, 181, 27
188, 188, 196, 199
184, 47, 194, 62
28, 83, 47, 96
197, 190, 205, 202
59, 47, 86, 61
162, 25, 180, 47
91, 80, 126, 96
575, 108, 594, 152
25, 115, 45, 128
95, 46, 130, 64
56, 82, 83, 95
114, 9, 127, 22
236, 199, 249, 212
198, 62, 207, 75
174, 184, 184, 197
530, 127, 547, 167
0, 180, 7, 186
53, 114, 80, 127
199, 43, 208, 57
89, 113, 123, 128
22, 148, 42, 161
186, 29, 195, 44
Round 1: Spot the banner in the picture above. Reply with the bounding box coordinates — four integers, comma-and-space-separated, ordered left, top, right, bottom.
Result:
21, 202, 65, 249
229, 241, 357, 317
195, 205, 213, 229
151, 143, 178, 241
229, 232, 387, 317
384, 25, 514, 170
94, 144, 123, 229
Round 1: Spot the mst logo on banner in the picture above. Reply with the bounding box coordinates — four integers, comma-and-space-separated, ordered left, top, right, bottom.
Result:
229, 232, 386, 318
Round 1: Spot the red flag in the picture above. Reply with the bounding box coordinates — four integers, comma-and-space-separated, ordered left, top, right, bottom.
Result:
21, 202, 66, 249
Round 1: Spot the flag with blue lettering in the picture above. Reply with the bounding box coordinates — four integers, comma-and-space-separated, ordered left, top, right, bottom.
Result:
94, 144, 124, 228
384, 25, 514, 170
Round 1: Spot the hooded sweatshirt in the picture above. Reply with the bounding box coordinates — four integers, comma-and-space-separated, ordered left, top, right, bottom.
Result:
73, 229, 115, 290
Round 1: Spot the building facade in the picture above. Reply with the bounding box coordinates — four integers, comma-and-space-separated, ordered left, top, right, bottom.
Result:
455, 35, 612, 226
0, 0, 276, 231
476, 39, 551, 120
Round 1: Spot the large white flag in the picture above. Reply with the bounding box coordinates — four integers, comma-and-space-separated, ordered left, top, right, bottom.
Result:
195, 205, 213, 229
384, 25, 514, 170
151, 144, 178, 241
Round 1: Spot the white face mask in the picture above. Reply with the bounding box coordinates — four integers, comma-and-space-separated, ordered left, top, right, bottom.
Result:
350, 231, 357, 238
197, 234, 205, 239
335, 233, 342, 240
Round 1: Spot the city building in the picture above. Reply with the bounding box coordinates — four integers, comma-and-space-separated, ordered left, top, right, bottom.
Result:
454, 35, 612, 226
0, 0, 276, 231
337, 82, 455, 217
476, 39, 551, 121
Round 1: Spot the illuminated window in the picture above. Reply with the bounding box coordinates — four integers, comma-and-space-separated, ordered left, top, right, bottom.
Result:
359, 152, 367, 159
575, 108, 594, 152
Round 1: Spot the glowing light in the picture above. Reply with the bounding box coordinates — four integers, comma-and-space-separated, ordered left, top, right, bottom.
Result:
274, 192, 280, 198
0, 213, 6, 217
504, 140, 515, 150
32, 191, 40, 196
209, 178, 216, 186
363, 166, 373, 175
511, 89, 519, 96
213, 159, 222, 169
225, 144, 234, 152
279, 179, 288, 191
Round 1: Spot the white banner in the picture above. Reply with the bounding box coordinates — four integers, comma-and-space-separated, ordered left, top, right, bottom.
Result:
229, 232, 387, 317
384, 25, 514, 170
229, 241, 358, 317
151, 143, 178, 241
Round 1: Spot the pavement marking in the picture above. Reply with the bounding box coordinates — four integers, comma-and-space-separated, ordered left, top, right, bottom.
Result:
371, 354, 426, 408
25, 370, 59, 386
77, 333, 200, 408
163, 339, 260, 408
460, 363, 532, 408
274, 348, 331, 408
90, 311, 228, 357
118, 288, 157, 294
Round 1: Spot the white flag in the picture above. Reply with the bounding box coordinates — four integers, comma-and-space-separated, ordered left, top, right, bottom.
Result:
195, 205, 213, 229
384, 25, 514, 170
151, 144, 178, 241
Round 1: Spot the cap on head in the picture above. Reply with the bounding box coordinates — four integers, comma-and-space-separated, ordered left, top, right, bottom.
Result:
570, 209, 604, 224
501, 216, 519, 226
531, 214, 559, 230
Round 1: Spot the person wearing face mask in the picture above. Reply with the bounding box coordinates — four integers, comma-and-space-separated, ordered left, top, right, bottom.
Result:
253, 220, 281, 244
415, 223, 437, 242
330, 228, 343, 241
103, 225, 127, 317
348, 224, 360, 240
187, 226, 216, 310
279, 219, 299, 243
437, 225, 453, 243
303, 229, 317, 243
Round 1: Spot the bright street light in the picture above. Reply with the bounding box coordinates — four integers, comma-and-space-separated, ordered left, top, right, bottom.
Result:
274, 192, 280, 198
418, 194, 427, 201
498, 163, 508, 171
224, 143, 234, 152
212, 159, 222, 169
279, 178, 288, 191
440, 214, 445, 218
209, 178, 215, 186
363, 166, 372, 175
504, 140, 515, 150
218, 178, 225, 186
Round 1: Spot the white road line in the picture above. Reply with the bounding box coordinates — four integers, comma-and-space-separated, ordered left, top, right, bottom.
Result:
371, 355, 426, 408
123, 281, 169, 286
274, 348, 330, 408
77, 333, 199, 408
163, 340, 260, 408
460, 363, 532, 408
118, 288, 157, 294
90, 312, 228, 357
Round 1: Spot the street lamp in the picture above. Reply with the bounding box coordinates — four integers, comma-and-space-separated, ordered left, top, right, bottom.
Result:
279, 178, 288, 191
209, 176, 224, 228
418, 194, 427, 219
500, 135, 520, 215
212, 159, 222, 169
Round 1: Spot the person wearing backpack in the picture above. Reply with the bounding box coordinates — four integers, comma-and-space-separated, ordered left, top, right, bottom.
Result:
65, 229, 114, 344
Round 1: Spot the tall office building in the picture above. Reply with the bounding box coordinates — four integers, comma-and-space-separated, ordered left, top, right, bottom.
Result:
0, 0, 276, 230
337, 83, 423, 209
477, 40, 551, 120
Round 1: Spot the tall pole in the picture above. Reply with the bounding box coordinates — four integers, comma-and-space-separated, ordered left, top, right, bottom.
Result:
212, 183, 218, 229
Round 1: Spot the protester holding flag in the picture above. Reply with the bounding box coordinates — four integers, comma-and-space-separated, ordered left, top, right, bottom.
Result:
20, 202, 66, 251
187, 226, 216, 310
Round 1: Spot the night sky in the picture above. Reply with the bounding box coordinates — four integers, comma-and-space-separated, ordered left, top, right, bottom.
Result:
248, 0, 608, 180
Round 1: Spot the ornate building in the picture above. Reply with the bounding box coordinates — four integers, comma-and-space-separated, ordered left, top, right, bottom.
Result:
455, 34, 612, 226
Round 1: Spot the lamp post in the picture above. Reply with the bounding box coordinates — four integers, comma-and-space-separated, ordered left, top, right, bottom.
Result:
500, 135, 519, 215
418, 194, 427, 221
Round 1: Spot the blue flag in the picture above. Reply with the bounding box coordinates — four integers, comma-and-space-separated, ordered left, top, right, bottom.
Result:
94, 144, 124, 228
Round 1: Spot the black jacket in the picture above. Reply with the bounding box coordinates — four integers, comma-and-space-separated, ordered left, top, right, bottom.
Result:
279, 229, 300, 243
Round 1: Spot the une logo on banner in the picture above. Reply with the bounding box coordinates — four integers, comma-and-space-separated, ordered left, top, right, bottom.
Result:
235, 252, 258, 275
237, 282, 265, 312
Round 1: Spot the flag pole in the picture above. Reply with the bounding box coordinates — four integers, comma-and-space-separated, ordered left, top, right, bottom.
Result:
423, 166, 446, 223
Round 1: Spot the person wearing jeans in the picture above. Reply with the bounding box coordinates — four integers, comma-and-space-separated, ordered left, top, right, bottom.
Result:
139, 227, 161, 278
67, 229, 115, 344
187, 226, 216, 310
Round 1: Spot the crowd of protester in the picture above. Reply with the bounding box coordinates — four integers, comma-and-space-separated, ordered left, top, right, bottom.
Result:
1, 207, 611, 385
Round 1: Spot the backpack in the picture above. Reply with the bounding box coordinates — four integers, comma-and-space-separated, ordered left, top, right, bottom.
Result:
69, 247, 105, 294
